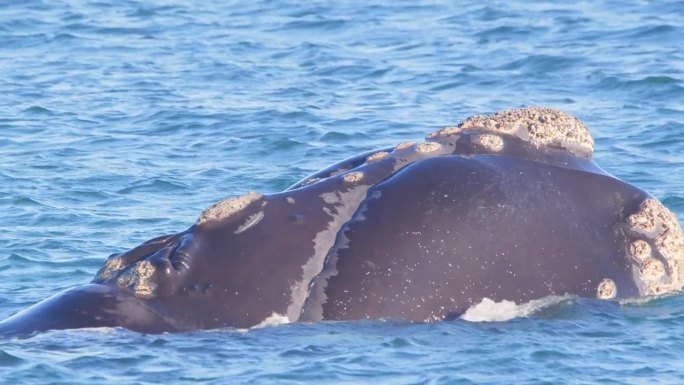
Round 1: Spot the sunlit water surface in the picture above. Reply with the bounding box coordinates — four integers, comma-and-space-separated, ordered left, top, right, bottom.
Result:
1, 1, 683, 383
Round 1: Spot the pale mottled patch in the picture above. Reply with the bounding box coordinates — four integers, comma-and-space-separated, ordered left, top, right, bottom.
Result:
196, 192, 262, 226
116, 261, 157, 298
628, 240, 652, 264
95, 256, 125, 282
428, 107, 594, 157
472, 133, 504, 152
640, 258, 666, 281
427, 126, 460, 139
394, 141, 416, 151
627, 199, 661, 235
415, 141, 441, 154
625, 198, 684, 296
343, 171, 364, 183
597, 278, 617, 299
366, 151, 389, 162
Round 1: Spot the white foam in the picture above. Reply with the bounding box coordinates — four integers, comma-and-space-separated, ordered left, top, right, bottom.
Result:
251, 312, 291, 329
618, 291, 680, 306
460, 295, 570, 322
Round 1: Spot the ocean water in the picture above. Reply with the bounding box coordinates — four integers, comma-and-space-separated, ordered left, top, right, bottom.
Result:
1, 0, 683, 383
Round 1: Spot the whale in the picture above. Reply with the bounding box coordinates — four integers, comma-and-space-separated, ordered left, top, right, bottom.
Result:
1, 107, 683, 335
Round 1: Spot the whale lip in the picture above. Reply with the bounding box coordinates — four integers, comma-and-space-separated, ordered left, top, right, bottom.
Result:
0, 284, 181, 336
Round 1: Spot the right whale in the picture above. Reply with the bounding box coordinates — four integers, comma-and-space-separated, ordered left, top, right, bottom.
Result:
1, 107, 682, 335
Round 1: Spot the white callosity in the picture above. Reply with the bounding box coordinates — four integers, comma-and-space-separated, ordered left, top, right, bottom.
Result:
196, 192, 263, 226
626, 199, 684, 296
429, 107, 594, 158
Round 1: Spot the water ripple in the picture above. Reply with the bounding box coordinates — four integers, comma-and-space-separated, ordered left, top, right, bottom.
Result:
1, 0, 684, 383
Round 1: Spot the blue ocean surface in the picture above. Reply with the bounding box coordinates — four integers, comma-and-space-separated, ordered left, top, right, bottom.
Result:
1, 0, 684, 383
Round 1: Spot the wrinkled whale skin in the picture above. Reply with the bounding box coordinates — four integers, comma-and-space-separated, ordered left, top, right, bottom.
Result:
2, 107, 683, 335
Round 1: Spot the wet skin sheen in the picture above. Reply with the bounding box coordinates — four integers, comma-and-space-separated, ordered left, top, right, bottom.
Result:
2, 107, 682, 335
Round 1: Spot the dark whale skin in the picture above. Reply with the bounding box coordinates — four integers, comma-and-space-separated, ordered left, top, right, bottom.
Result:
2, 107, 682, 335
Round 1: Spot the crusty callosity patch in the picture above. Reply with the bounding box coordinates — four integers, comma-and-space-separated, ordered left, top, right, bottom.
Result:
427, 126, 460, 139
394, 142, 416, 151
628, 240, 651, 264
94, 256, 125, 282
343, 171, 364, 183
472, 133, 504, 152
415, 141, 441, 154
196, 192, 263, 226
597, 278, 617, 299
116, 261, 157, 298
626, 199, 684, 296
367, 151, 390, 163
429, 107, 594, 157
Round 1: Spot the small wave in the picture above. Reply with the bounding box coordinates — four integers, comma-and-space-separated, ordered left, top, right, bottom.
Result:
498, 54, 578, 72
662, 196, 684, 212
460, 295, 571, 322
22, 106, 54, 116
597, 75, 683, 95
116, 179, 190, 194
0, 349, 24, 367
279, 19, 347, 32
11, 196, 54, 208
52, 33, 79, 41
628, 24, 677, 39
